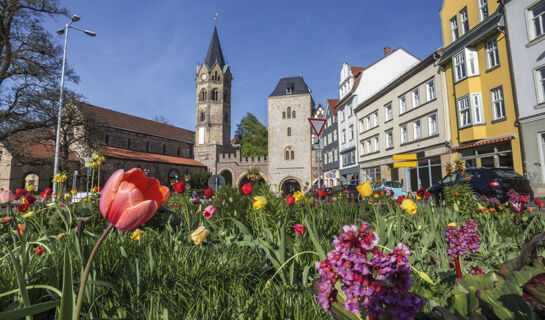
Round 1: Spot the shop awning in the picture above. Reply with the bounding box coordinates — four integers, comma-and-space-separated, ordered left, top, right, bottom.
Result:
450, 134, 516, 151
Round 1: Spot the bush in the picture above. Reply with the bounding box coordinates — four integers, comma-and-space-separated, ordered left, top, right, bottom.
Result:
189, 170, 211, 189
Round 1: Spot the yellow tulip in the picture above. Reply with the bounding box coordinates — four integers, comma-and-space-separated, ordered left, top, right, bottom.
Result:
373, 193, 379, 199
130, 229, 145, 241
448, 222, 457, 227
70, 189, 78, 195
400, 199, 417, 215
26, 185, 35, 193
190, 226, 209, 245
253, 196, 267, 210
64, 193, 71, 200
356, 182, 372, 198
22, 211, 35, 218
57, 234, 63, 240
418, 225, 422, 231
293, 191, 305, 202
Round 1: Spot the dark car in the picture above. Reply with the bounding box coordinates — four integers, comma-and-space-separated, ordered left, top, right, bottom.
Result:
428, 167, 534, 203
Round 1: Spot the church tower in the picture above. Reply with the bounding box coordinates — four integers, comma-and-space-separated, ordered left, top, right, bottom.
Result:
193, 26, 233, 172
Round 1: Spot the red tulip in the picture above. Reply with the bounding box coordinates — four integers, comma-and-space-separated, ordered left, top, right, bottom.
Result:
17, 203, 29, 213
286, 195, 295, 205
41, 187, 53, 199
192, 198, 200, 204
173, 181, 185, 194
318, 190, 328, 199
2, 216, 11, 224
454, 191, 459, 197
241, 183, 253, 195
521, 196, 528, 203
294, 223, 306, 236
396, 195, 405, 204
170, 203, 175, 208
26, 196, 37, 205
33, 247, 44, 256
17, 224, 24, 236
15, 188, 27, 197
203, 205, 216, 219
99, 168, 169, 231
177, 203, 182, 207
203, 187, 213, 198
489, 208, 496, 213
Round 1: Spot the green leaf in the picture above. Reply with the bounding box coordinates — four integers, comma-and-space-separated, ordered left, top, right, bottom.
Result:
304, 218, 326, 261
417, 270, 435, 285
59, 246, 74, 320
7, 250, 31, 317
302, 266, 311, 286
523, 273, 545, 311
0, 301, 60, 319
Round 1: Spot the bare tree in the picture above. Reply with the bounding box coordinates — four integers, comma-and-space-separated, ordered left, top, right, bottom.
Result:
0, 0, 78, 141
153, 115, 171, 124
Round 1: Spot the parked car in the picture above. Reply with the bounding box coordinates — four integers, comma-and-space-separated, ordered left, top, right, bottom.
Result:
372, 180, 406, 198
428, 167, 534, 203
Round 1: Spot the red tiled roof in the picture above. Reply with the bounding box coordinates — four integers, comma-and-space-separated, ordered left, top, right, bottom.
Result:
2, 130, 79, 162
100, 146, 205, 167
351, 66, 365, 75
327, 99, 340, 116
79, 103, 194, 143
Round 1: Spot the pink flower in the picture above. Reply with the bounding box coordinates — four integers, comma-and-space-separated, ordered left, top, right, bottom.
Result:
0, 190, 14, 204
99, 168, 170, 231
294, 223, 306, 236
203, 205, 216, 219
33, 247, 44, 256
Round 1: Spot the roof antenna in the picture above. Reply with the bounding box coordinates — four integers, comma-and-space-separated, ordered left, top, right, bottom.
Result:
300, 72, 303, 77
214, 12, 218, 26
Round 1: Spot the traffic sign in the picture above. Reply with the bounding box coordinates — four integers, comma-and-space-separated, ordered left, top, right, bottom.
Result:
393, 161, 418, 168
308, 118, 327, 137
393, 154, 417, 161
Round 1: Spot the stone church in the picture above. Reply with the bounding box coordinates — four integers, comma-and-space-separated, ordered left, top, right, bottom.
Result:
193, 26, 317, 194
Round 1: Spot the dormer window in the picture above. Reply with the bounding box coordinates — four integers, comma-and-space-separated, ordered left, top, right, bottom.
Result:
286, 84, 293, 94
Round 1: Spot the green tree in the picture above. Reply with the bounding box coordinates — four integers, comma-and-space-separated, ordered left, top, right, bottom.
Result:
235, 113, 267, 157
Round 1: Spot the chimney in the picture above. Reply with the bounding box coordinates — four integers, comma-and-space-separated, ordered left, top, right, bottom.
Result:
384, 47, 392, 56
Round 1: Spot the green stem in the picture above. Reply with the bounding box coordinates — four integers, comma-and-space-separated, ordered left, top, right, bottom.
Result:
372, 205, 380, 234
8, 205, 25, 275
0, 284, 62, 299
265, 251, 319, 289
74, 223, 114, 320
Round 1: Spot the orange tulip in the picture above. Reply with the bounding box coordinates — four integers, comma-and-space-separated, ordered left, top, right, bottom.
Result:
99, 168, 169, 231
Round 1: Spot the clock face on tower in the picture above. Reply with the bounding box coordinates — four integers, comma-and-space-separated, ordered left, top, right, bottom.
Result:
201, 73, 207, 81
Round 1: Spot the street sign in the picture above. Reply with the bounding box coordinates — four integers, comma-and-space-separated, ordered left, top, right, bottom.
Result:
392, 154, 417, 161
308, 118, 327, 137
393, 161, 418, 168
312, 136, 323, 150
208, 175, 226, 190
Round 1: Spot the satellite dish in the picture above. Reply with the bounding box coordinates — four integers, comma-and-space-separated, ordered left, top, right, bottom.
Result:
208, 175, 226, 190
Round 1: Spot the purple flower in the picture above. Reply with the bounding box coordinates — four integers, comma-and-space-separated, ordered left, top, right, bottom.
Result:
445, 220, 482, 257
314, 222, 425, 318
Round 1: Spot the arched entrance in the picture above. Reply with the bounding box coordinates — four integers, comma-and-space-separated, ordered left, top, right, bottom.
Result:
238, 174, 266, 189
24, 173, 39, 190
280, 178, 301, 195
219, 169, 233, 186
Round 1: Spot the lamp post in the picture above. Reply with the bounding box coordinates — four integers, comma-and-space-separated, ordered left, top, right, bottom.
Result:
52, 15, 96, 194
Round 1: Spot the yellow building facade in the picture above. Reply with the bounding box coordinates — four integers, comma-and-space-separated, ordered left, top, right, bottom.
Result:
438, 0, 523, 174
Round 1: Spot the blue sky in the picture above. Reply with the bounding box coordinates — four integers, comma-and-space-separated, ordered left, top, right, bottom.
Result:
47, 0, 443, 133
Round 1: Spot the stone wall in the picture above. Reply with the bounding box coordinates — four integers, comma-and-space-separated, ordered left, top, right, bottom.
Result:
216, 149, 268, 187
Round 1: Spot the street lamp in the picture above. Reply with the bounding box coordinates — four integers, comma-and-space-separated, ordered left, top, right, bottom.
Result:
52, 15, 96, 194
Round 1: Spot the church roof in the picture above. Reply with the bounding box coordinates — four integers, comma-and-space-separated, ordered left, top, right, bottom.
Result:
269, 76, 311, 97
79, 103, 194, 144
100, 146, 205, 167
204, 26, 226, 69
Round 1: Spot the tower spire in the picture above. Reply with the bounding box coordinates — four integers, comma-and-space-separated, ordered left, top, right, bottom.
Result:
204, 21, 225, 69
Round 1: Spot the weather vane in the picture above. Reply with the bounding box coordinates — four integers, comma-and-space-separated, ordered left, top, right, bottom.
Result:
214, 12, 218, 25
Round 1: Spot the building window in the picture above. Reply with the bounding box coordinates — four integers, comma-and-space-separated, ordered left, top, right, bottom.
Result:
428, 114, 438, 136
535, 66, 545, 103
472, 93, 483, 124
485, 38, 500, 69
413, 120, 422, 140
366, 140, 371, 154
529, 1, 545, 40
372, 112, 378, 127
211, 88, 219, 101
364, 117, 370, 130
458, 96, 472, 127
146, 141, 150, 152
341, 109, 345, 122
333, 130, 337, 141
450, 16, 459, 42
459, 7, 470, 35
373, 136, 379, 152
163, 144, 166, 154
399, 96, 407, 114
453, 51, 467, 82
200, 111, 205, 122
128, 138, 131, 149
400, 125, 408, 143
199, 89, 207, 102
467, 48, 479, 76
412, 89, 420, 108
491, 86, 506, 120
287, 107, 291, 119
287, 127, 292, 136
286, 86, 293, 94
386, 130, 393, 148
334, 149, 338, 161
291, 150, 295, 159
282, 111, 286, 119
426, 80, 435, 101
348, 106, 353, 117
285, 150, 289, 160
360, 141, 365, 155
292, 110, 296, 118
342, 129, 346, 144
385, 103, 392, 121
478, 0, 489, 21
349, 125, 354, 140
104, 135, 109, 145
359, 119, 364, 133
